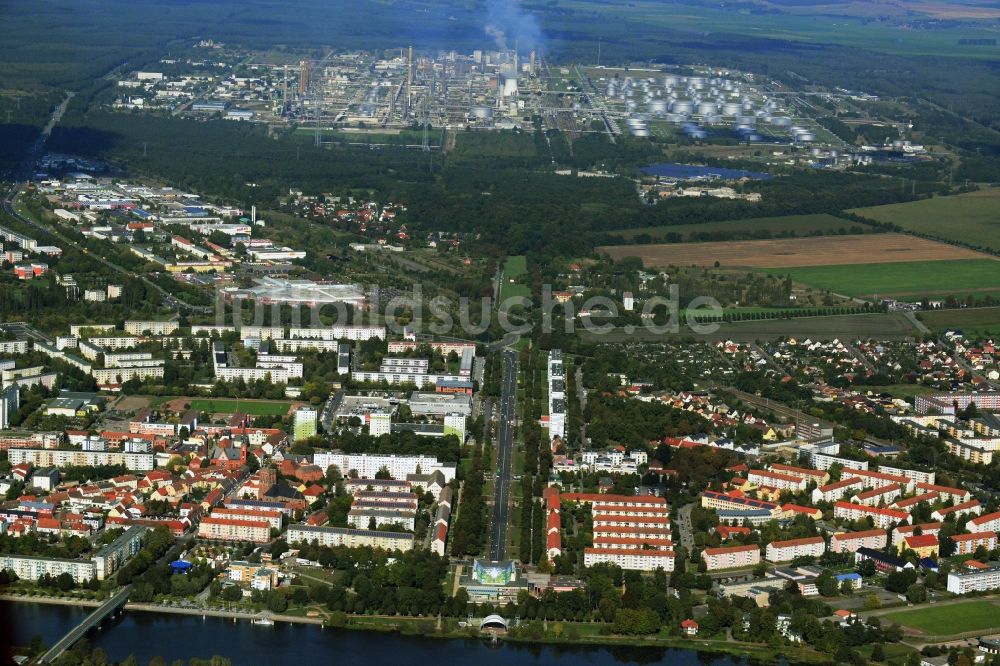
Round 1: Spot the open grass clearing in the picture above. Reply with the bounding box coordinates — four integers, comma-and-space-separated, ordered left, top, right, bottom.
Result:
851, 188, 1000, 253
780, 259, 1000, 300
882, 600, 1000, 636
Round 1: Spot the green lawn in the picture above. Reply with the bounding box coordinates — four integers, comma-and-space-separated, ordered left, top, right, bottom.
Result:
779, 259, 1000, 300
187, 398, 294, 416
851, 189, 1000, 253
503, 255, 528, 278
500, 255, 531, 304
883, 600, 1000, 636
617, 214, 867, 242
917, 306, 1000, 337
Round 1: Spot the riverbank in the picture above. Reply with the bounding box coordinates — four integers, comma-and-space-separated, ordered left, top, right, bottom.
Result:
1, 594, 829, 664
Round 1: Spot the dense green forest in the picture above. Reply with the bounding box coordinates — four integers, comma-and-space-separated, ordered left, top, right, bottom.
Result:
43, 111, 924, 258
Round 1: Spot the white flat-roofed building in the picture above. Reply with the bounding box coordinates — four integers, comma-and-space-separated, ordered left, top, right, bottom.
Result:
287, 325, 385, 341
210, 508, 282, 531
948, 567, 1000, 595
238, 326, 285, 340
877, 465, 935, 486
0, 340, 29, 354
381, 357, 430, 370
352, 371, 463, 386
93, 366, 164, 386
347, 507, 415, 531
8, 448, 155, 471
86, 336, 139, 350
276, 338, 340, 352
584, 548, 675, 572
124, 320, 178, 335
215, 366, 290, 384
368, 411, 391, 437
807, 452, 869, 472
286, 524, 413, 551
312, 451, 455, 483
0, 555, 96, 583
408, 391, 473, 416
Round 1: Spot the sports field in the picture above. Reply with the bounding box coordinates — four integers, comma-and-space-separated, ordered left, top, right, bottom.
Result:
851, 189, 1000, 253
615, 214, 866, 242
780, 258, 1000, 299
917, 306, 1000, 336
162, 398, 297, 416
883, 600, 1000, 636
597, 233, 989, 269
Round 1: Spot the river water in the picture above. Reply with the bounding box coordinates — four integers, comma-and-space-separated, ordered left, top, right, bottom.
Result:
3, 601, 754, 665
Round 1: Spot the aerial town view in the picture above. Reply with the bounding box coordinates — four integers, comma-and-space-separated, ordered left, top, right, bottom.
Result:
4, 0, 1000, 665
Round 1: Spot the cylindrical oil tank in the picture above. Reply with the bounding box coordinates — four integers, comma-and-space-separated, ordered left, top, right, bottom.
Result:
722, 102, 741, 116
649, 99, 668, 114
671, 100, 694, 114
697, 101, 717, 115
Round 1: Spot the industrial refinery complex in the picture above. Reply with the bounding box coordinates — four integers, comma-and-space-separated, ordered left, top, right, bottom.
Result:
111, 44, 889, 151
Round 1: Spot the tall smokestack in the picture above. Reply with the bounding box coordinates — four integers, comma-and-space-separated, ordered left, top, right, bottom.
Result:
407, 46, 413, 88
530, 50, 536, 75
298, 59, 310, 96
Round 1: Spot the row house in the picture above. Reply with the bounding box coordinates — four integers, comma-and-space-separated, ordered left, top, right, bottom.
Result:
834, 501, 910, 529
933, 499, 982, 522
852, 484, 905, 507
701, 544, 761, 571
891, 491, 940, 512
830, 528, 887, 553
747, 469, 806, 492
842, 468, 914, 493
969, 511, 1000, 534
892, 522, 943, 546
812, 477, 864, 504
915, 482, 971, 504
584, 548, 675, 572
765, 536, 825, 562
951, 531, 998, 555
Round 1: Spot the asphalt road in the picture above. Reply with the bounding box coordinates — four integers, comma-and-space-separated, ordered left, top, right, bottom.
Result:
487, 349, 518, 562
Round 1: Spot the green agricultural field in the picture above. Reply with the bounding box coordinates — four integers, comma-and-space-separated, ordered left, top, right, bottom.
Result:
779, 259, 1000, 300
616, 214, 868, 242
883, 600, 1000, 636
563, 0, 1000, 59
917, 306, 1000, 336
187, 399, 294, 416
851, 189, 1000, 253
